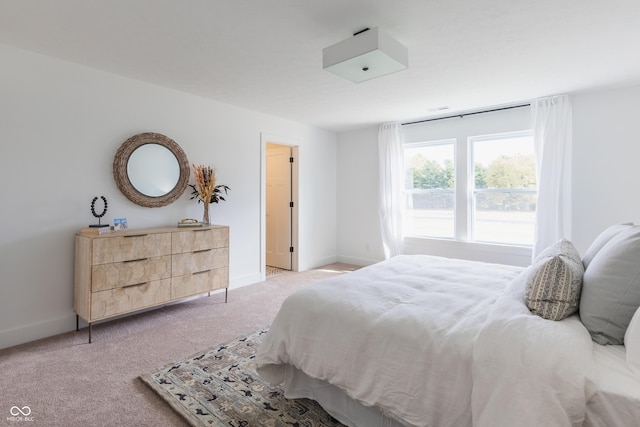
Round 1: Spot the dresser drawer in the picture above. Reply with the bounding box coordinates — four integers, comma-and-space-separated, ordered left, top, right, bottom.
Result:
171, 267, 228, 300
172, 227, 229, 254
92, 233, 171, 264
172, 247, 228, 276
91, 256, 171, 292
90, 278, 171, 321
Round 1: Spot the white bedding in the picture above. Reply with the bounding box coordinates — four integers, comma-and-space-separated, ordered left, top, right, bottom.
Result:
586, 344, 640, 426
471, 269, 598, 427
257, 255, 522, 426
255, 255, 626, 427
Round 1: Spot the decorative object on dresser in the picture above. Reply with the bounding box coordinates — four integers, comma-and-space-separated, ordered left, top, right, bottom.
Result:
177, 217, 204, 227
112, 217, 128, 231
74, 225, 229, 343
89, 196, 109, 228
190, 164, 230, 225
113, 132, 190, 208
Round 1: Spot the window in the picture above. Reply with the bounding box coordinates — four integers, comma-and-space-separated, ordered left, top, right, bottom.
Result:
403, 130, 536, 246
403, 140, 455, 239
470, 131, 536, 245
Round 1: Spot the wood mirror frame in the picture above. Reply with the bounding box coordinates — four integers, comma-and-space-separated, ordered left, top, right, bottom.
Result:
113, 132, 190, 208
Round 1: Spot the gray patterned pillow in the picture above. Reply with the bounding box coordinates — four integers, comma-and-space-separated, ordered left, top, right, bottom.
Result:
525, 239, 584, 321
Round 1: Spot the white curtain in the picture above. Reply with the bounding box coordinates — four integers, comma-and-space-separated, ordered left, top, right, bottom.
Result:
378, 122, 404, 258
531, 95, 573, 259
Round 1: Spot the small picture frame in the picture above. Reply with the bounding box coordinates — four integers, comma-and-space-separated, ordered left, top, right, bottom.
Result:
113, 217, 128, 231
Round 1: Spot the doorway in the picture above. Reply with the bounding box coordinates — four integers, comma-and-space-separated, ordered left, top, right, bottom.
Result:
266, 143, 292, 270
261, 134, 299, 280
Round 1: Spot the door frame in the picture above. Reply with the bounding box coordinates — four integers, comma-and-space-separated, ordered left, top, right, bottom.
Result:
260, 133, 299, 280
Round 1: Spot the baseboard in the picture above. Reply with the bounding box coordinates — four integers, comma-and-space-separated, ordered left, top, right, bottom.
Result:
230, 272, 262, 289
336, 255, 381, 267
0, 313, 76, 350
302, 255, 340, 271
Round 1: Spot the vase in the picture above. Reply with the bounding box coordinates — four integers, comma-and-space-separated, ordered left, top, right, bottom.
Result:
202, 203, 210, 225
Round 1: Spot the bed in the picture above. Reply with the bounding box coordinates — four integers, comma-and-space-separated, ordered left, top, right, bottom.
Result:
255, 225, 640, 427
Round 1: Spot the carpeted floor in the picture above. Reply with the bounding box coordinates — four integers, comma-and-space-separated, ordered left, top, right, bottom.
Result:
140, 328, 344, 426
0, 263, 357, 427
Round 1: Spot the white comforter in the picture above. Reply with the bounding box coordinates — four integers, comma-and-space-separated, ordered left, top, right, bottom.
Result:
255, 255, 598, 427
471, 268, 597, 427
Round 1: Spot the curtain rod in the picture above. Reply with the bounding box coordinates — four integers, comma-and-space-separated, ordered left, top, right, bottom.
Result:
401, 103, 531, 126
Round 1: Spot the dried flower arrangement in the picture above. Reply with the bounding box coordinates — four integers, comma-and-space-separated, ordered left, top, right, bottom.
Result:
190, 164, 230, 224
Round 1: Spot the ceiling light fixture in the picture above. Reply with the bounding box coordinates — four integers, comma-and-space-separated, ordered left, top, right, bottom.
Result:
322, 27, 408, 83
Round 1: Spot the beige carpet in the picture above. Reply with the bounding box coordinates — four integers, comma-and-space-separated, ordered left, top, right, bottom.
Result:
0, 263, 357, 427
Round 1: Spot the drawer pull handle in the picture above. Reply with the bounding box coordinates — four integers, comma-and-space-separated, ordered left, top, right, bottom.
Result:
194, 269, 211, 275
193, 229, 209, 232
124, 257, 148, 263
124, 234, 148, 238
123, 282, 147, 288
193, 249, 212, 254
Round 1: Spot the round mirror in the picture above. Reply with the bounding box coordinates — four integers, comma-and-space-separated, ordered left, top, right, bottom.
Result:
127, 144, 180, 197
113, 133, 190, 208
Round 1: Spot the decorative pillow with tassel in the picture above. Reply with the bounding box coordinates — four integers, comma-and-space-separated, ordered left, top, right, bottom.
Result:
525, 239, 584, 321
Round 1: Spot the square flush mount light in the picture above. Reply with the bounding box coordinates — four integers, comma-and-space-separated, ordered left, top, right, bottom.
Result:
322, 27, 408, 83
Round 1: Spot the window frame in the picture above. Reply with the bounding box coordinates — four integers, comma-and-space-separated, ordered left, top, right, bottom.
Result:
403, 138, 457, 240
467, 130, 536, 246
402, 129, 536, 247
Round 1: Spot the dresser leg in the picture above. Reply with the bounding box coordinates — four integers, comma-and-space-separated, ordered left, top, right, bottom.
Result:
225, 288, 228, 303
76, 315, 79, 331
89, 323, 92, 344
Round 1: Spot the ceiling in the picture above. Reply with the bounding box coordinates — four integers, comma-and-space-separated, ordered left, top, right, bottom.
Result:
1, 0, 639, 133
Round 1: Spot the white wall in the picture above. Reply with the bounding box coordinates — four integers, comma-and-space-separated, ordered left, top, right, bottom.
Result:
572, 84, 640, 252
0, 44, 337, 349
336, 127, 385, 265
337, 83, 640, 267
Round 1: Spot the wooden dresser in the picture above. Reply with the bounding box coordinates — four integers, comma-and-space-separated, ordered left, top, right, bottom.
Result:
74, 225, 229, 342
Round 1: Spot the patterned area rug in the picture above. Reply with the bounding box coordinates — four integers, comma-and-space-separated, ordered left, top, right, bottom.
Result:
266, 266, 290, 278
140, 328, 345, 427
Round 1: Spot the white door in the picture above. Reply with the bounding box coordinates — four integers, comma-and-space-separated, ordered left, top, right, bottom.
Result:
266, 144, 292, 270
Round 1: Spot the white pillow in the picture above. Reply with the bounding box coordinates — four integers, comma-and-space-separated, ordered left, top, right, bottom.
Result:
625, 306, 640, 376
580, 226, 640, 345
582, 223, 634, 269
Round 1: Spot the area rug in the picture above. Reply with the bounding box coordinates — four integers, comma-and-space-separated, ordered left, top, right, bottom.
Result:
266, 266, 290, 278
140, 328, 345, 427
